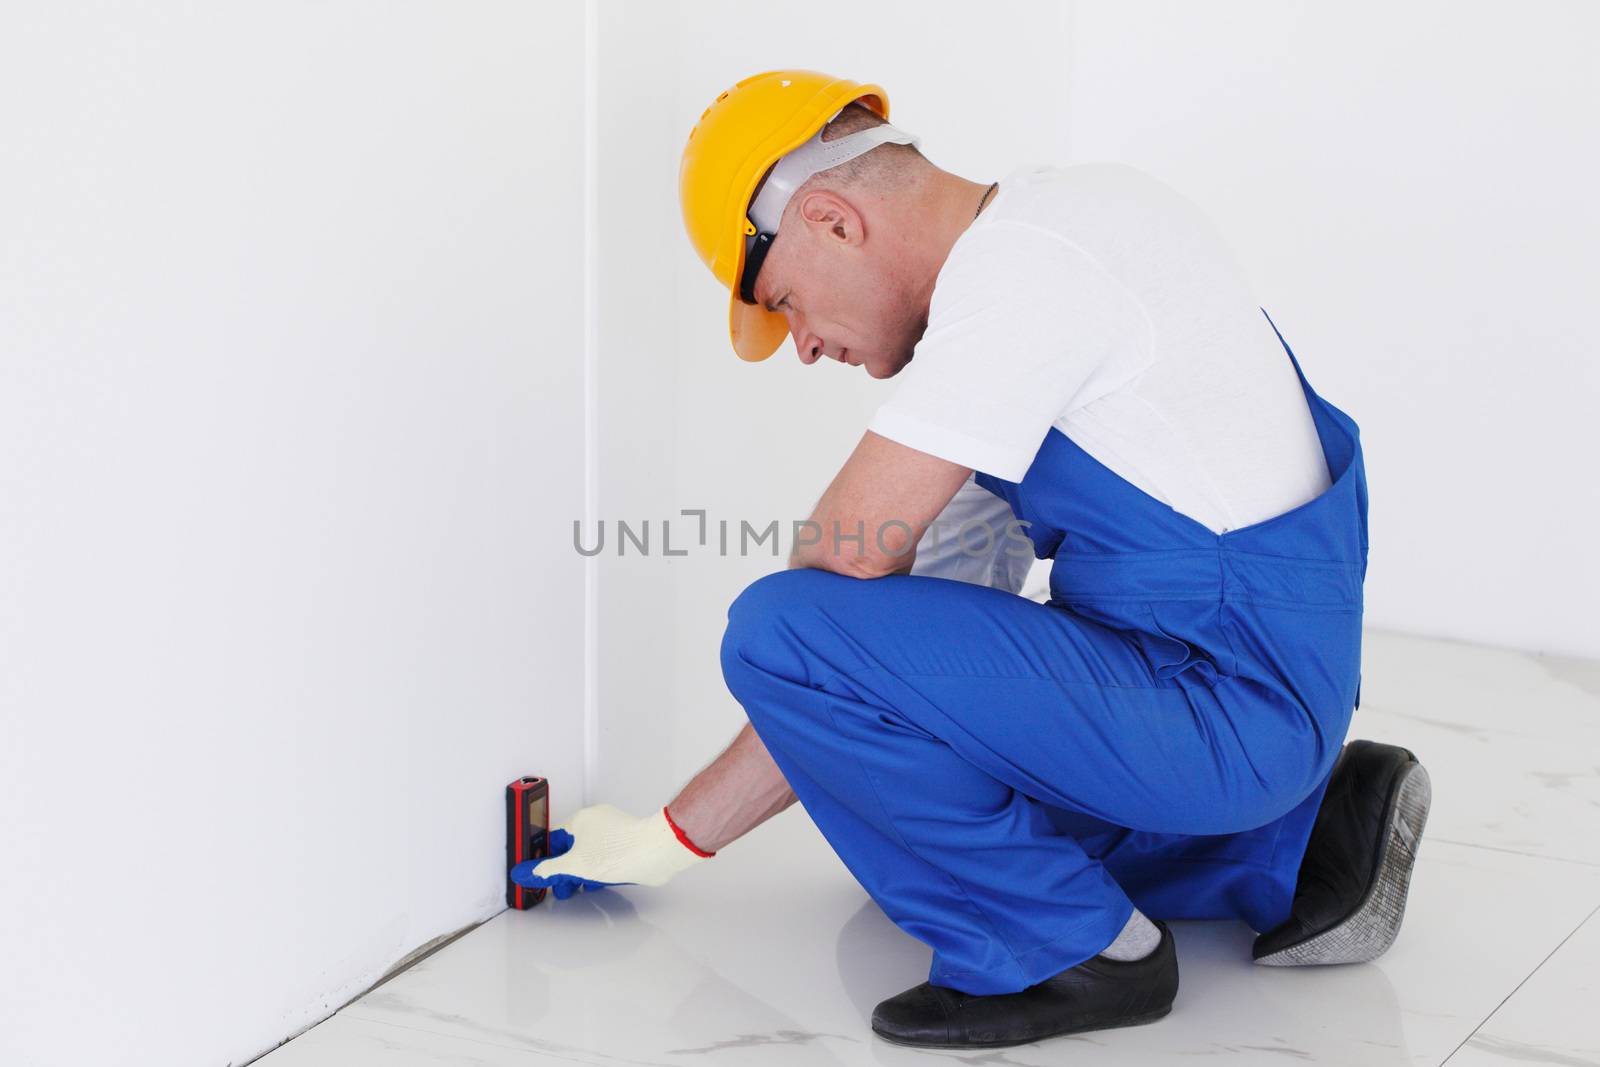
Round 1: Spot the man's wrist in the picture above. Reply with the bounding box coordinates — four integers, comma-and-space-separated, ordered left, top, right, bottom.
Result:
660, 804, 716, 858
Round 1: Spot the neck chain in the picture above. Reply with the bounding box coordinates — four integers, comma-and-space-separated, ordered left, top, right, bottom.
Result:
975, 181, 998, 219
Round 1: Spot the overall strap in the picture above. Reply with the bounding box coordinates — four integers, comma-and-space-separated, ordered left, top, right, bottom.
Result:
1260, 307, 1312, 396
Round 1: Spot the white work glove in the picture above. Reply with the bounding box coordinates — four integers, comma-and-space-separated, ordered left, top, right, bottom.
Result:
509, 803, 714, 899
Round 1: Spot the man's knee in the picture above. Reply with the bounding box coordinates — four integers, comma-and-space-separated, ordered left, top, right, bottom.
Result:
720, 568, 843, 697
731, 565, 847, 609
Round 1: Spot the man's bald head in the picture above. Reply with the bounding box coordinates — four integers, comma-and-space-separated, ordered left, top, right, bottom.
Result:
757, 102, 988, 380
792, 102, 930, 198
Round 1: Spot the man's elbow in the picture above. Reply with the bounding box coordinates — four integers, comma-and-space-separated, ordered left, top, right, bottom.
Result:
856, 547, 918, 579
798, 549, 914, 580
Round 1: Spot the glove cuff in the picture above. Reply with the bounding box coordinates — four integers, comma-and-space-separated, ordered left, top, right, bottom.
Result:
659, 805, 717, 858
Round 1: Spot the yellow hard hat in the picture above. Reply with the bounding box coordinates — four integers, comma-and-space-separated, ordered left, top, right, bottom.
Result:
679, 70, 892, 362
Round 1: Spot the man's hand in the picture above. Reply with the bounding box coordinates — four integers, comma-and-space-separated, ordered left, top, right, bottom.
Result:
509, 803, 714, 899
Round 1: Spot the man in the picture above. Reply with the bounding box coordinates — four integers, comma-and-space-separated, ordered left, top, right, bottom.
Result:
512, 70, 1433, 1050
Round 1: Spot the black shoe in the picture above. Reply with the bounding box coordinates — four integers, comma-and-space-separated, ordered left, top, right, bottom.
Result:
870, 919, 1179, 1049
1253, 739, 1432, 966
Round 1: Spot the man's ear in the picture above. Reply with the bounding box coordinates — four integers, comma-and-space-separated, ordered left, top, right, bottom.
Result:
798, 190, 862, 245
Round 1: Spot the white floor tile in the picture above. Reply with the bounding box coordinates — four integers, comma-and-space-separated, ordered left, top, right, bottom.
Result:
1356, 631, 1600, 866
1448, 904, 1600, 1067
256, 1013, 590, 1066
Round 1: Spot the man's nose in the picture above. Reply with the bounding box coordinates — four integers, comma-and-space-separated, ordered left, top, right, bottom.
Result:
794, 327, 826, 365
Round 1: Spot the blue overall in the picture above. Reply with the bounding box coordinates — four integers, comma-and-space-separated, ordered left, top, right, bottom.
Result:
719, 310, 1367, 995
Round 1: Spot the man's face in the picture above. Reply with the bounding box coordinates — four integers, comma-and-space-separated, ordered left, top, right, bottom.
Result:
752, 189, 927, 380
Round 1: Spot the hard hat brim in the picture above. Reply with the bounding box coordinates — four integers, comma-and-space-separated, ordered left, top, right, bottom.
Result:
729, 294, 791, 362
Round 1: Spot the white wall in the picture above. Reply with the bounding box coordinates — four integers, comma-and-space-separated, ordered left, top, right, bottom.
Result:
1059, 0, 1600, 657
0, 4, 588, 1066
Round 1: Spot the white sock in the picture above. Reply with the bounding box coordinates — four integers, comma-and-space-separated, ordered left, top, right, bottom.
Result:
1096, 907, 1161, 960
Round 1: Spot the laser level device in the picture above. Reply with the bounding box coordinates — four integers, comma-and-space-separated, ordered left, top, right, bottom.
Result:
505, 776, 549, 909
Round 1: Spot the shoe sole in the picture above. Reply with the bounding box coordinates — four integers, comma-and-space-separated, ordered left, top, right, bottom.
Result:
871, 1002, 1173, 1050
1254, 756, 1432, 966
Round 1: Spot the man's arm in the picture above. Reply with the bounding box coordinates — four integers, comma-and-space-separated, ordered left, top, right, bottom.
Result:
790, 429, 973, 578
665, 721, 797, 852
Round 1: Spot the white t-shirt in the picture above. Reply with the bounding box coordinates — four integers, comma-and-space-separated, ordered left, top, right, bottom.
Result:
878, 162, 1331, 557
905, 472, 1037, 591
